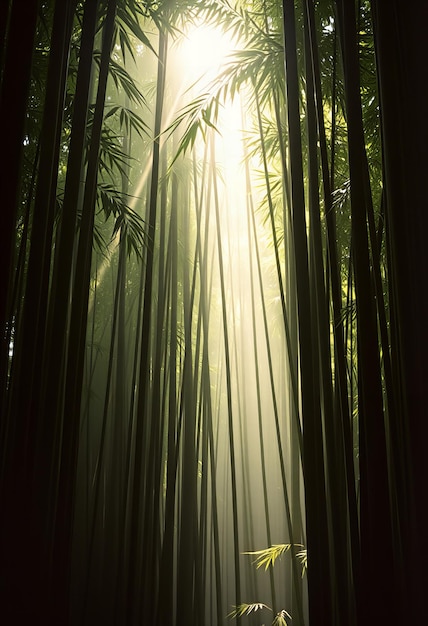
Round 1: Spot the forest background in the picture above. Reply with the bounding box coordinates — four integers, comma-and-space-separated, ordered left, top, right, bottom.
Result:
1, 1, 428, 625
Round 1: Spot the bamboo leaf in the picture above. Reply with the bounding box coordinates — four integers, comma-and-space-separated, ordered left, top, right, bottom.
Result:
244, 544, 303, 570
116, 5, 156, 55
296, 549, 307, 576
273, 609, 293, 626
93, 51, 147, 107
228, 602, 271, 618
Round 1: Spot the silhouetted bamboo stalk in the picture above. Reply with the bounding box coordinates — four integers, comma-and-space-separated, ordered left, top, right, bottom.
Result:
127, 26, 167, 626
244, 150, 277, 614
1, 2, 78, 622
177, 169, 200, 626
254, 89, 303, 457
0, 135, 40, 430
194, 149, 224, 625
246, 101, 305, 623
0, 0, 39, 384
157, 158, 180, 626
282, 1, 332, 623
371, 2, 428, 621
144, 144, 169, 622
79, 224, 126, 624
52, 3, 117, 623
210, 133, 241, 622
303, 9, 361, 612
303, 6, 355, 624
335, 3, 396, 623
108, 120, 131, 624
141, 147, 172, 622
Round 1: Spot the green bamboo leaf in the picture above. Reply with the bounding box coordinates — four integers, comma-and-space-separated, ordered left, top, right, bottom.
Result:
296, 549, 307, 576
93, 51, 146, 107
116, 6, 156, 55
228, 602, 271, 618
103, 105, 119, 122
244, 544, 304, 570
104, 104, 150, 138
117, 23, 136, 63
273, 609, 292, 626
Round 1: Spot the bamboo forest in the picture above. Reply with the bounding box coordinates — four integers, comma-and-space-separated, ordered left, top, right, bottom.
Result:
1, 1, 428, 625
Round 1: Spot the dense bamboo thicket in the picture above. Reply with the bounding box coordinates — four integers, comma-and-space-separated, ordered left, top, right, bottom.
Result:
1, 1, 427, 625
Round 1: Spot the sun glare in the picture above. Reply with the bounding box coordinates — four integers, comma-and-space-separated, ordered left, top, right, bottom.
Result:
180, 23, 236, 84
174, 21, 250, 251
